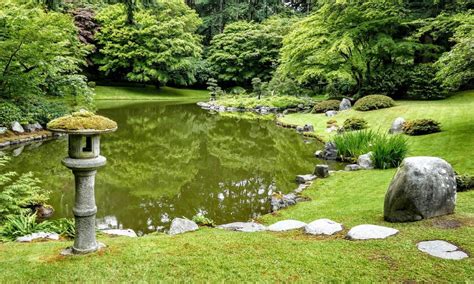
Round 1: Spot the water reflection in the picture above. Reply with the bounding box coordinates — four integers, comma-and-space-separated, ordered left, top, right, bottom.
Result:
5, 101, 342, 233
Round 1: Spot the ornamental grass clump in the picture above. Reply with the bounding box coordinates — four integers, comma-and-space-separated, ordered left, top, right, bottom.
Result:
332, 130, 408, 169
313, 100, 340, 113
371, 134, 408, 169
403, 119, 441, 135
354, 95, 395, 111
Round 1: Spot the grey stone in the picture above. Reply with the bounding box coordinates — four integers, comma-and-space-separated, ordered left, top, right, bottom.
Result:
339, 98, 352, 111
296, 126, 304, 133
12, 146, 24, 157
417, 240, 468, 260
297, 104, 305, 109
296, 174, 317, 184
345, 164, 361, 171
315, 150, 323, 158
357, 152, 374, 169
33, 122, 43, 131
0, 127, 7, 135
226, 107, 239, 112
326, 126, 339, 133
389, 117, 406, 134
384, 157, 457, 222
101, 229, 137, 238
346, 224, 399, 240
16, 232, 60, 242
168, 218, 199, 235
314, 164, 329, 178
271, 192, 302, 211
0, 141, 10, 148
23, 124, 38, 132
304, 219, 343, 235
322, 142, 338, 160
303, 124, 314, 132
218, 222, 266, 232
197, 102, 210, 108
325, 110, 338, 117
267, 220, 306, 232
10, 121, 24, 133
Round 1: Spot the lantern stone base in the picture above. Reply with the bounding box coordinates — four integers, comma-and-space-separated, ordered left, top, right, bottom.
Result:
61, 242, 106, 256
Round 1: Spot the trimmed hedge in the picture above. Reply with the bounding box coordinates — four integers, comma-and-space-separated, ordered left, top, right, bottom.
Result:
354, 95, 395, 111
403, 119, 441, 136
343, 117, 368, 131
313, 100, 340, 113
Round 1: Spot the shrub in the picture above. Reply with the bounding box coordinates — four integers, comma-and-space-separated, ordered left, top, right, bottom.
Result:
327, 119, 337, 125
332, 130, 377, 159
343, 118, 368, 131
371, 134, 408, 169
0, 102, 23, 126
456, 174, 474, 192
332, 130, 408, 169
18, 100, 68, 125
404, 64, 448, 100
313, 100, 340, 113
191, 214, 215, 227
354, 95, 395, 111
403, 119, 441, 135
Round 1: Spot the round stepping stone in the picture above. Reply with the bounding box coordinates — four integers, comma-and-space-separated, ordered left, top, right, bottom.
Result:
304, 219, 343, 235
417, 240, 469, 260
267, 220, 306, 232
217, 222, 266, 232
346, 224, 398, 240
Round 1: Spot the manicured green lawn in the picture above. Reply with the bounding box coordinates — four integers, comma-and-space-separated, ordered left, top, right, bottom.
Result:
0, 90, 472, 282
94, 85, 208, 101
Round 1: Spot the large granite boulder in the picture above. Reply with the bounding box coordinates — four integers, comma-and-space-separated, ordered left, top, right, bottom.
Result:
384, 157, 457, 222
168, 218, 199, 235
339, 98, 352, 111
357, 152, 374, 169
389, 117, 406, 134
321, 142, 338, 160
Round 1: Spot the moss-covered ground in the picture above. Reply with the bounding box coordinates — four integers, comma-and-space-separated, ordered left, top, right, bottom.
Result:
0, 89, 472, 282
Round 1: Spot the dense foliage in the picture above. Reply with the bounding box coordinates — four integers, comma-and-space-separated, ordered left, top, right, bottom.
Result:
354, 95, 395, 111
343, 118, 368, 131
95, 1, 202, 86
312, 100, 340, 113
207, 16, 297, 85
403, 119, 441, 135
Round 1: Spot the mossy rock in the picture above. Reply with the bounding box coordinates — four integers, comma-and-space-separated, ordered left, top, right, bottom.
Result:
47, 110, 117, 133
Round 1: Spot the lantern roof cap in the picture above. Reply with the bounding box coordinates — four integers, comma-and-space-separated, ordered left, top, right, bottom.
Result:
47, 110, 117, 135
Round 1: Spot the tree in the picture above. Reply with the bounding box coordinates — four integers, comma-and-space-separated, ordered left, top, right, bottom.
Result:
207, 16, 297, 86
94, 1, 203, 86
0, 0, 91, 102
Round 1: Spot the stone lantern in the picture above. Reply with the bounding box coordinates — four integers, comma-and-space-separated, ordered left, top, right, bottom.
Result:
47, 110, 117, 255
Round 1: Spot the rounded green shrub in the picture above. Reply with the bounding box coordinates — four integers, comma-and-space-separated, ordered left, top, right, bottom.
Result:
456, 174, 474, 192
403, 119, 441, 136
343, 118, 368, 131
0, 102, 23, 126
313, 100, 340, 113
354, 95, 395, 111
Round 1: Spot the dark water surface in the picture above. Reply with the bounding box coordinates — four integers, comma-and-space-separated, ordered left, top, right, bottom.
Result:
5, 101, 342, 234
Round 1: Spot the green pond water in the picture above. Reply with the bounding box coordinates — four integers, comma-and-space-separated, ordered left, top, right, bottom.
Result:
5, 100, 343, 234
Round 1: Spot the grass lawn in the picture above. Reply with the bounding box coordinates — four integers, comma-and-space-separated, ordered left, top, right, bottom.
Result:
94, 85, 208, 101
0, 91, 473, 282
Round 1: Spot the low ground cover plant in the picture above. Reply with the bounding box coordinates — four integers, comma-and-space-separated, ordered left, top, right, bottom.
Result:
354, 95, 395, 111
214, 95, 312, 109
332, 130, 408, 168
403, 119, 441, 135
0, 214, 75, 241
313, 100, 340, 113
343, 118, 368, 131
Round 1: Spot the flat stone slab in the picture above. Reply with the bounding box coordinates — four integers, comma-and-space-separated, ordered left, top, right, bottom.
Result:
16, 232, 60, 242
346, 224, 399, 240
296, 174, 317, 184
168, 218, 199, 235
218, 222, 266, 232
417, 240, 469, 260
345, 164, 361, 171
267, 220, 306, 232
101, 229, 137, 238
304, 219, 343, 235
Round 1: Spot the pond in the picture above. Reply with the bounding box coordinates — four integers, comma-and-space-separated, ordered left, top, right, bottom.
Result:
5, 100, 343, 234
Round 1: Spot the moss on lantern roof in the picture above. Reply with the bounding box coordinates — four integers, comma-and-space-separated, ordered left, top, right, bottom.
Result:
47, 110, 117, 133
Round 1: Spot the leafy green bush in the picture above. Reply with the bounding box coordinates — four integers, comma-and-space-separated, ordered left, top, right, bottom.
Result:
0, 214, 75, 241
332, 130, 376, 159
371, 134, 408, 169
343, 118, 368, 131
403, 119, 441, 135
456, 174, 474, 192
404, 64, 448, 100
0, 102, 23, 126
354, 95, 395, 111
18, 99, 68, 125
0, 157, 49, 221
332, 130, 408, 169
215, 95, 311, 109
313, 100, 340, 113
191, 214, 215, 227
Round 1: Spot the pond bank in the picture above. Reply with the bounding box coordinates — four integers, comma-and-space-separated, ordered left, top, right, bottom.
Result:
0, 130, 64, 150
